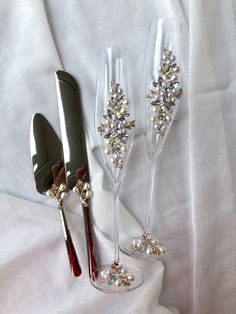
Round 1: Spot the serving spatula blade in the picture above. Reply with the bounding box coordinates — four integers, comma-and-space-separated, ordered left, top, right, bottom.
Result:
30, 113, 82, 277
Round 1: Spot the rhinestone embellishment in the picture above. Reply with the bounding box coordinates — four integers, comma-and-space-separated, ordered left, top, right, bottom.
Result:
147, 48, 183, 135
98, 263, 135, 287
98, 81, 135, 169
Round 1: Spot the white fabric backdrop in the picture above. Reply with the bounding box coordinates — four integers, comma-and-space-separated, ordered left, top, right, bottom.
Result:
0, 1, 235, 313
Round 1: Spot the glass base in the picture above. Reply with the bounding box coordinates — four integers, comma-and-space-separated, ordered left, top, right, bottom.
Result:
91, 262, 144, 293
120, 233, 169, 261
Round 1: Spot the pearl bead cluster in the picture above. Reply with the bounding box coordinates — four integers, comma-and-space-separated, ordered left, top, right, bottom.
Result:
98, 81, 135, 169
131, 233, 166, 257
73, 180, 92, 207
98, 264, 135, 287
147, 48, 183, 135
46, 183, 68, 204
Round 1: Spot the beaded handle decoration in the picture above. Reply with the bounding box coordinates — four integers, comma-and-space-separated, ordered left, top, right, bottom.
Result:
73, 180, 92, 207
46, 183, 68, 204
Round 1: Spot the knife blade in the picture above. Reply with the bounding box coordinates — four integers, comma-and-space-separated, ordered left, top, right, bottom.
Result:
55, 70, 98, 281
30, 113, 82, 277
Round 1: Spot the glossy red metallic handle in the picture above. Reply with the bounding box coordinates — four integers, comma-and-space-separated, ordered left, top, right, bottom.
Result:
74, 166, 98, 280
59, 208, 82, 277
83, 206, 98, 281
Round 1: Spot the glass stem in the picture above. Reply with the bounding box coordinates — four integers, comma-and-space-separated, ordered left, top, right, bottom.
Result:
144, 157, 156, 235
113, 181, 121, 265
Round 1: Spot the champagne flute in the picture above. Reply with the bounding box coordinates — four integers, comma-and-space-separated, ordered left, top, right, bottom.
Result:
120, 18, 183, 260
93, 47, 144, 292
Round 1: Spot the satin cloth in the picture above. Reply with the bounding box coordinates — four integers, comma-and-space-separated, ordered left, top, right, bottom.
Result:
0, 1, 236, 313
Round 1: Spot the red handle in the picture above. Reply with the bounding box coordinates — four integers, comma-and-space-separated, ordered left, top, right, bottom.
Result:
60, 209, 82, 277
65, 229, 82, 277
83, 206, 98, 281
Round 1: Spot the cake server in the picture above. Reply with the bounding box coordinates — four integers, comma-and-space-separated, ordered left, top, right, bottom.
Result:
30, 113, 82, 277
55, 70, 98, 281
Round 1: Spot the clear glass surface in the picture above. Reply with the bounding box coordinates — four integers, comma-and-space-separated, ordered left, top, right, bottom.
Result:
93, 47, 143, 292
142, 18, 182, 158
95, 47, 135, 183
120, 18, 183, 260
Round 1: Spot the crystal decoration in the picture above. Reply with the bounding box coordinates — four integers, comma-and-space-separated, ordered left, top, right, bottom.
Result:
98, 81, 135, 169
147, 48, 183, 135
98, 263, 135, 287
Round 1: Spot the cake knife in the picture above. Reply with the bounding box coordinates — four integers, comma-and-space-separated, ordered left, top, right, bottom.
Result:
55, 70, 98, 281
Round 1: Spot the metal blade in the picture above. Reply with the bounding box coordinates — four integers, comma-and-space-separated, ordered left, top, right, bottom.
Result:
30, 113, 82, 277
55, 70, 87, 190
30, 113, 62, 194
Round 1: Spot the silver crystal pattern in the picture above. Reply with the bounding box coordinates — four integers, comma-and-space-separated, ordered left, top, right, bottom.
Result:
98, 265, 135, 287
98, 81, 135, 168
147, 48, 183, 135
